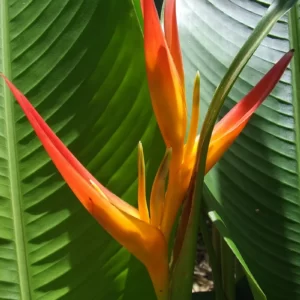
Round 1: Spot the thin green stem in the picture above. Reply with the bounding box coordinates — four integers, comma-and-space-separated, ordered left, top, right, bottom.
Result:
235, 259, 244, 283
200, 209, 224, 300
221, 238, 235, 300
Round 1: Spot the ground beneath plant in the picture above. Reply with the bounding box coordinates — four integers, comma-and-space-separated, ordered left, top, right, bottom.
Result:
193, 228, 213, 292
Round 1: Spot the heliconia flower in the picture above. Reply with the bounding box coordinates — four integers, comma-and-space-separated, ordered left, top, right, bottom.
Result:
2, 0, 294, 298
0, 76, 170, 300
142, 0, 294, 239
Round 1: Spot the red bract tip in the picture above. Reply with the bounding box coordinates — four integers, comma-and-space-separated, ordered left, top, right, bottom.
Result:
206, 50, 294, 173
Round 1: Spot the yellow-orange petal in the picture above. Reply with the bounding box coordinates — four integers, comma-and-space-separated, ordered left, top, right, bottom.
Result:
138, 142, 150, 223
1, 75, 140, 219
164, 0, 185, 87
185, 71, 200, 164
150, 148, 172, 228
206, 50, 294, 173
143, 0, 186, 152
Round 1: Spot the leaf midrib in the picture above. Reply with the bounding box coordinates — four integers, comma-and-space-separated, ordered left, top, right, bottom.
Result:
0, 1, 32, 299
288, 5, 300, 196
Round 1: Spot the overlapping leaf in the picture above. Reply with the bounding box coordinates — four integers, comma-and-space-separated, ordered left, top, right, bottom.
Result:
177, 0, 300, 299
0, 1, 163, 299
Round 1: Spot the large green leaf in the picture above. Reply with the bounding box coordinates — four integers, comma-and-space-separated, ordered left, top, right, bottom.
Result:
177, 0, 300, 299
0, 1, 163, 299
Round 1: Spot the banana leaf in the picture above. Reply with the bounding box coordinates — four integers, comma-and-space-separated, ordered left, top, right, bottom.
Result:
0, 0, 164, 299
176, 0, 300, 299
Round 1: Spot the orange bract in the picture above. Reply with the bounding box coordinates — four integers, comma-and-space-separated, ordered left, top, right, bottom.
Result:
142, 0, 294, 239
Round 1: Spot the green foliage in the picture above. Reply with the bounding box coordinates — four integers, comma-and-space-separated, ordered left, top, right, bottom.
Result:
0, 0, 164, 299
1, 0, 300, 299
177, 0, 300, 299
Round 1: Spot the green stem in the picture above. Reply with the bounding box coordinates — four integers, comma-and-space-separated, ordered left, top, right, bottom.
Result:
235, 259, 244, 283
221, 238, 235, 300
200, 208, 224, 300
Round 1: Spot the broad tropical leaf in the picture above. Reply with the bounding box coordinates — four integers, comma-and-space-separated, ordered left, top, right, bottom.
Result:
0, 1, 163, 299
177, 0, 300, 299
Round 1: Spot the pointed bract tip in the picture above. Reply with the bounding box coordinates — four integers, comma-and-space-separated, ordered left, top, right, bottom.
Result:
137, 139, 149, 223
138, 142, 145, 161
149, 147, 171, 228
159, 148, 172, 178
138, 142, 145, 162
194, 71, 200, 87
138, 141, 143, 150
